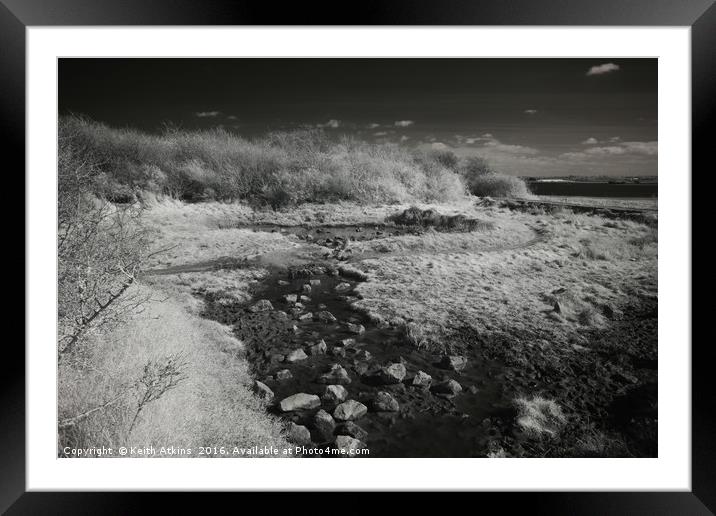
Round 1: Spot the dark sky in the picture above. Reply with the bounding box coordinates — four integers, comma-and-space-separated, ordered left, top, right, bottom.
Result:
59, 58, 657, 177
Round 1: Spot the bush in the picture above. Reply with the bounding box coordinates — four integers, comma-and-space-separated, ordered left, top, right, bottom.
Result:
59, 115, 470, 207
465, 172, 532, 198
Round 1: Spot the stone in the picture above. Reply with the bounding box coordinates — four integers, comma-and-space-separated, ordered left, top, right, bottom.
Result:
354, 350, 372, 361
302, 284, 312, 294
300, 295, 311, 303
334, 435, 367, 456
286, 422, 312, 445
335, 282, 352, 293
279, 393, 321, 412
275, 369, 293, 381
411, 370, 432, 388
275, 311, 289, 321
329, 346, 346, 358
283, 294, 298, 304
310, 279, 321, 286
285, 348, 308, 363
439, 355, 468, 372
372, 391, 399, 412
346, 323, 366, 335
431, 379, 462, 398
298, 312, 314, 321
333, 400, 368, 421
316, 311, 337, 323
307, 340, 327, 355
318, 364, 351, 384
334, 421, 368, 441
313, 409, 336, 442
322, 384, 348, 404
253, 380, 274, 401
340, 338, 356, 347
338, 265, 369, 282
278, 280, 290, 286
248, 299, 273, 312
379, 363, 407, 384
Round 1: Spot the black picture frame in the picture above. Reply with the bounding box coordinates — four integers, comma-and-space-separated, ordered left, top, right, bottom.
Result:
6, 0, 711, 512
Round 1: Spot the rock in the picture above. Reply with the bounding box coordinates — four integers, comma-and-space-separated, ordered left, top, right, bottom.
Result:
333, 435, 367, 456
333, 399, 368, 421
316, 311, 337, 323
318, 364, 351, 384
279, 393, 321, 412
431, 379, 462, 398
354, 350, 372, 361
302, 284, 312, 294
335, 282, 352, 293
310, 279, 321, 286
411, 370, 432, 388
468, 385, 480, 394
275, 311, 289, 321
283, 294, 298, 304
313, 409, 336, 442
329, 346, 346, 358
379, 363, 407, 384
248, 299, 274, 312
346, 323, 366, 335
298, 312, 314, 321
288, 307, 303, 318
340, 338, 356, 347
253, 380, 274, 401
323, 384, 349, 404
334, 421, 368, 441
275, 369, 293, 381
291, 324, 300, 334
278, 280, 290, 286
338, 265, 369, 282
285, 348, 308, 363
553, 300, 562, 313
300, 295, 311, 303
307, 339, 327, 355
318, 303, 327, 310
286, 422, 312, 445
439, 355, 468, 372
372, 391, 400, 412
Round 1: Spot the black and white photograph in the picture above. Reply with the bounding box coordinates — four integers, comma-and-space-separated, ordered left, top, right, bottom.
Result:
56, 57, 659, 459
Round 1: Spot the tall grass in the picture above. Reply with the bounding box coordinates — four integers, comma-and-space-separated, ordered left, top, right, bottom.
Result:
61, 116, 472, 208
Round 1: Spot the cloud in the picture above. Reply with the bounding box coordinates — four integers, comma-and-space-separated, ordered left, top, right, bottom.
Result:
400, 135, 410, 142
373, 131, 389, 137
608, 136, 621, 142
366, 123, 381, 129
524, 109, 538, 115
582, 137, 598, 145
431, 142, 449, 150
561, 140, 657, 160
586, 63, 620, 76
481, 133, 493, 138
317, 119, 341, 128
195, 111, 221, 118
394, 120, 414, 127
226, 115, 238, 120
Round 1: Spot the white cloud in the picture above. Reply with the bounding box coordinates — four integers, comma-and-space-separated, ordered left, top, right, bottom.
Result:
561, 140, 657, 160
586, 63, 620, 76
317, 119, 341, 128
367, 123, 381, 129
608, 136, 621, 142
582, 137, 598, 145
195, 111, 221, 118
400, 135, 410, 142
431, 142, 449, 150
524, 109, 538, 115
481, 133, 493, 138
227, 115, 238, 120
373, 131, 388, 137
394, 120, 414, 127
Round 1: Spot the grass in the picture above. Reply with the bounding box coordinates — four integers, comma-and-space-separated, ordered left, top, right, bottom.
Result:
513, 396, 567, 439
58, 283, 290, 457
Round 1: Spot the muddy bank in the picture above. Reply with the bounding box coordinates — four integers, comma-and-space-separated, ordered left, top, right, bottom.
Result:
202, 265, 512, 457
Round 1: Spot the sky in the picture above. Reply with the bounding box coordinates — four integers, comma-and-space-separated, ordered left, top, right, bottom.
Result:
59, 58, 657, 177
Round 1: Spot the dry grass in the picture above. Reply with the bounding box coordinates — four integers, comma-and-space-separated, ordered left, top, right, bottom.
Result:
513, 396, 567, 439
58, 283, 290, 456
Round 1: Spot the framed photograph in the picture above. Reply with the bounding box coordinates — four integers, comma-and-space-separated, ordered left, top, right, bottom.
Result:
9, 0, 711, 511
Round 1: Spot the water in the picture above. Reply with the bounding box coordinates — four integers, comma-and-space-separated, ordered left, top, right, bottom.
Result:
528, 182, 657, 198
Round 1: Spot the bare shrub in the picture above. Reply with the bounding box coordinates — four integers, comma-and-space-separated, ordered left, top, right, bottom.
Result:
466, 172, 532, 198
